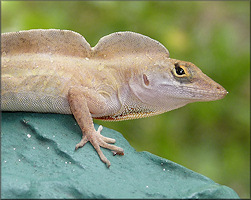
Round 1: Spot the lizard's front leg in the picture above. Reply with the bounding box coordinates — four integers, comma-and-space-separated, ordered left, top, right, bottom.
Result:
68, 87, 124, 167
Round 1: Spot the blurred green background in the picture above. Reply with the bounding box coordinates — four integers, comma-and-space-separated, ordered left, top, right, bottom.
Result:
1, 1, 250, 198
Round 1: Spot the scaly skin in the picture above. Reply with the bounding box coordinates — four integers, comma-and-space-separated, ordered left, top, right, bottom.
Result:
1, 29, 227, 167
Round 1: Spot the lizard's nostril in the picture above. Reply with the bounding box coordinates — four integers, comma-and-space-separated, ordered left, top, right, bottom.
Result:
217, 85, 228, 96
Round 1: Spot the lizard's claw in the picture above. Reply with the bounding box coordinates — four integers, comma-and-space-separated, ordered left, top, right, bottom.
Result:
75, 125, 124, 167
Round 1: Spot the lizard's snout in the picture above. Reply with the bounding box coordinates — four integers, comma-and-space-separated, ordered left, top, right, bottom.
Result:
214, 84, 228, 100
198, 79, 228, 101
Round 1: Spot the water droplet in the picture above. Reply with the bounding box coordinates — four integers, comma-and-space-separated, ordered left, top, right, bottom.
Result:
47, 147, 50, 150
163, 168, 166, 171
13, 148, 16, 150
18, 159, 21, 162
146, 186, 149, 188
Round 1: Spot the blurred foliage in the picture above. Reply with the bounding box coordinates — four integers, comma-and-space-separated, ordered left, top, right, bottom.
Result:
1, 1, 250, 198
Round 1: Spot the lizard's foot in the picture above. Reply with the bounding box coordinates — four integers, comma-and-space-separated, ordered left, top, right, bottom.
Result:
75, 125, 124, 167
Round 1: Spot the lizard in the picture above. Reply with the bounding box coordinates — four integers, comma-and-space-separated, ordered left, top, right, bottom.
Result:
1, 29, 227, 167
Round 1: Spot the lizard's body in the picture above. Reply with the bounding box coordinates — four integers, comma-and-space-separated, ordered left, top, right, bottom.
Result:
1, 29, 227, 167
3, 55, 121, 116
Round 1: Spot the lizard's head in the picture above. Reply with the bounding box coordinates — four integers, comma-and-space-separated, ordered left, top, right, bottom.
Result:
128, 59, 228, 111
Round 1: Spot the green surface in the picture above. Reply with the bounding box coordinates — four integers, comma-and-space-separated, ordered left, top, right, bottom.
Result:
1, 1, 250, 198
1, 112, 239, 199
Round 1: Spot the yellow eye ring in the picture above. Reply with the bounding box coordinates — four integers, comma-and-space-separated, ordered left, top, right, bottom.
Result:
173, 63, 189, 77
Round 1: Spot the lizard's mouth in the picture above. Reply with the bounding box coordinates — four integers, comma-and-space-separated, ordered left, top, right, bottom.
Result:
175, 84, 228, 101
158, 81, 228, 101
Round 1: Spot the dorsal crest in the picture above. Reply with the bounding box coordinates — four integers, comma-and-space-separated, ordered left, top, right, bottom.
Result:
2, 29, 170, 61
93, 31, 170, 59
1, 29, 92, 58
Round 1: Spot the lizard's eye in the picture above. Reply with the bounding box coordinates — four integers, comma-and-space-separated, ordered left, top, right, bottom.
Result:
175, 63, 185, 75
171, 62, 193, 83
173, 63, 188, 77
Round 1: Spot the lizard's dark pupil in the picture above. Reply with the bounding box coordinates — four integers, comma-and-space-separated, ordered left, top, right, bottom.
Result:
175, 64, 185, 75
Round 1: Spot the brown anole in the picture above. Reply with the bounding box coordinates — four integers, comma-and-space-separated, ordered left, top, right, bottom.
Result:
1, 29, 227, 167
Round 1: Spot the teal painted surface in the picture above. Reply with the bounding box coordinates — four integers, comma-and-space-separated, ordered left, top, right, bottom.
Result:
1, 112, 239, 199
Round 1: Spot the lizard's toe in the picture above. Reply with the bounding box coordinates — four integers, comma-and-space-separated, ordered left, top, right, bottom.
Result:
100, 135, 116, 143
75, 136, 88, 150
96, 125, 116, 143
76, 125, 123, 167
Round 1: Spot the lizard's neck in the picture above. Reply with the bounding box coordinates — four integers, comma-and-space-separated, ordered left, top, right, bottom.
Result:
103, 84, 164, 121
